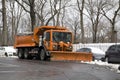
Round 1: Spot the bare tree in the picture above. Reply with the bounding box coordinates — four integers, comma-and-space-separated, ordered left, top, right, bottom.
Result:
7, 1, 24, 45
61, 4, 66, 26
46, 0, 70, 26
49, 0, 56, 26
35, 0, 71, 26
2, 0, 8, 46
35, 0, 47, 26
102, 0, 120, 42
65, 11, 80, 43
35, 0, 58, 26
96, 21, 109, 43
64, 0, 84, 43
85, 0, 106, 43
15, 0, 35, 31
76, 0, 85, 43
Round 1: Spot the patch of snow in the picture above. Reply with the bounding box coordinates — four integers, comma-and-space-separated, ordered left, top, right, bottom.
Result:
117, 70, 120, 74
83, 60, 120, 73
8, 56, 18, 58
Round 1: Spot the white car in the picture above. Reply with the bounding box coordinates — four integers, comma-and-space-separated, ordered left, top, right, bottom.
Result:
76, 47, 105, 61
0, 47, 17, 56
0, 47, 6, 56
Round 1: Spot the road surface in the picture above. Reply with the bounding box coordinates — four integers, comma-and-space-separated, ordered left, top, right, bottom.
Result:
0, 57, 119, 80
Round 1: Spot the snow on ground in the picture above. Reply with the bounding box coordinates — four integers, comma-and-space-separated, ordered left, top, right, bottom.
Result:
83, 60, 120, 73
8, 56, 18, 58
73, 43, 120, 73
0, 55, 18, 58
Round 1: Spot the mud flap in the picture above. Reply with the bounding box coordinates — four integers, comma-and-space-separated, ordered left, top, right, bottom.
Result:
50, 51, 92, 62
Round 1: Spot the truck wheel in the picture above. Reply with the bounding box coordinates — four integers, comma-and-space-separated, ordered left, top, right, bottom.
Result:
5, 53, 8, 57
40, 49, 46, 61
24, 49, 29, 59
92, 56, 95, 61
24, 49, 32, 59
18, 49, 24, 59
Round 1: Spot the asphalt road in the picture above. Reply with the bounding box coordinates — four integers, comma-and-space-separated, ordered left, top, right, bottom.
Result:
0, 57, 120, 80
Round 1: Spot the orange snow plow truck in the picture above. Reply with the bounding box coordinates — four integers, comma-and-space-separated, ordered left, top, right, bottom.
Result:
14, 26, 92, 61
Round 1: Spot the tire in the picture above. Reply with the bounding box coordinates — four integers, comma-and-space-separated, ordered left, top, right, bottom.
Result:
118, 66, 120, 70
40, 49, 46, 61
101, 57, 105, 62
106, 56, 111, 63
18, 48, 24, 59
24, 49, 32, 59
24, 49, 29, 59
5, 53, 8, 57
92, 56, 95, 61
36, 54, 40, 60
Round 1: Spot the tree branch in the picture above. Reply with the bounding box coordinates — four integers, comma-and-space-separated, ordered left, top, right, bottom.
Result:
101, 8, 112, 24
112, 0, 120, 23
45, 10, 58, 26
15, 0, 30, 13
22, 0, 30, 6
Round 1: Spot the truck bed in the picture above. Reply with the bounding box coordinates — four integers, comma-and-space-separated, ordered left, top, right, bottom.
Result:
14, 35, 36, 48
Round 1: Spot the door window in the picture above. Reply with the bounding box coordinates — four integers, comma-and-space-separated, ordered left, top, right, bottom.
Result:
46, 32, 50, 41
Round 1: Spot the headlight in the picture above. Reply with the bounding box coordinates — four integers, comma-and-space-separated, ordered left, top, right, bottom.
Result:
66, 46, 73, 51
69, 46, 72, 49
67, 42, 70, 44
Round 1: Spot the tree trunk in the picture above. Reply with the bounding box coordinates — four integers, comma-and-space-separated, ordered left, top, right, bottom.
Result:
11, 2, 15, 45
2, 0, 8, 46
111, 23, 116, 42
77, 0, 85, 43
56, 0, 61, 26
92, 9, 100, 43
80, 10, 85, 43
0, 28, 2, 45
30, 0, 35, 31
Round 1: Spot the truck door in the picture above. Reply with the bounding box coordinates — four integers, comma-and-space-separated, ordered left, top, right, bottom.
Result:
44, 32, 51, 50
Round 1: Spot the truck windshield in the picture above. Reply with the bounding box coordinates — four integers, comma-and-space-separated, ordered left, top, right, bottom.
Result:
52, 32, 72, 43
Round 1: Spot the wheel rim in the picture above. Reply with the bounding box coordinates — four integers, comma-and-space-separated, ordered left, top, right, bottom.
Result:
24, 52, 28, 59
24, 49, 28, 59
106, 57, 108, 62
40, 49, 45, 60
18, 50, 22, 58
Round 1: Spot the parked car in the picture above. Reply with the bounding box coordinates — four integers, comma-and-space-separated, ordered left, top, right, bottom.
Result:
0, 47, 6, 56
76, 47, 105, 61
105, 44, 120, 63
0, 46, 17, 57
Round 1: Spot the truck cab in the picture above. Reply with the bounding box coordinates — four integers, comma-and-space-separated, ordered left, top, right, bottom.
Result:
43, 30, 73, 51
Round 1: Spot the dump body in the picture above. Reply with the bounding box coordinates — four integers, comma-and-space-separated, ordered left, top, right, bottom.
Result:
15, 35, 36, 48
14, 26, 92, 61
